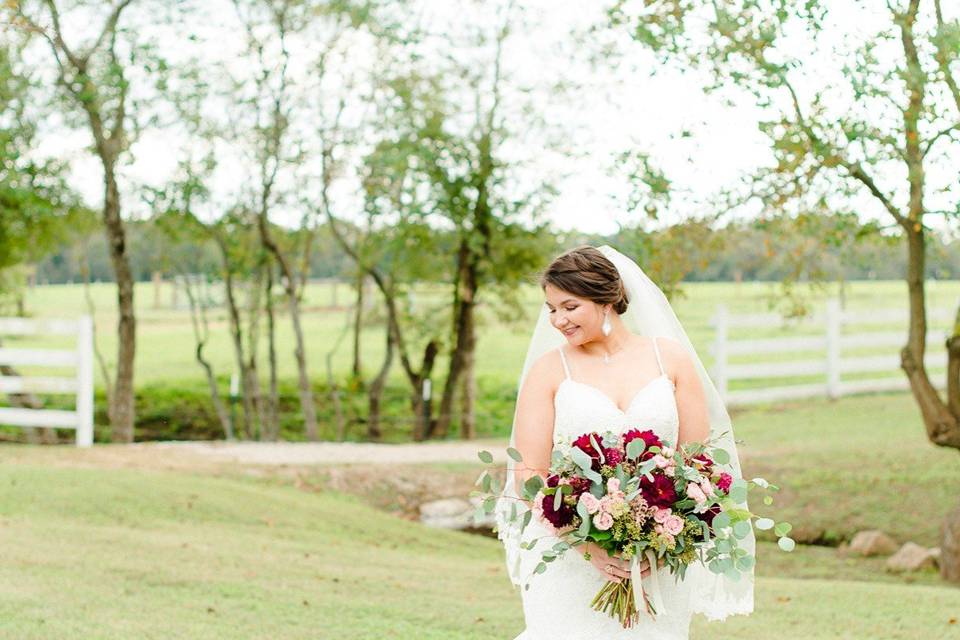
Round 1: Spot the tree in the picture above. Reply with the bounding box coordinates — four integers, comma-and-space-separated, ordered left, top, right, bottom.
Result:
8, 0, 167, 441
608, 0, 960, 579
370, 4, 558, 440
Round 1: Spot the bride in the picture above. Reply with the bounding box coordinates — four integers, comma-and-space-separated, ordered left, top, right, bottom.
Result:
496, 245, 754, 639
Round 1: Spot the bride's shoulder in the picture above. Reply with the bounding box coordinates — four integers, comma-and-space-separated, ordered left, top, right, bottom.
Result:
652, 335, 697, 376
522, 348, 567, 390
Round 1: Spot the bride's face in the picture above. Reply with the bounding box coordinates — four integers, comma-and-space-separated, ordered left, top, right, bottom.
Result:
543, 284, 606, 345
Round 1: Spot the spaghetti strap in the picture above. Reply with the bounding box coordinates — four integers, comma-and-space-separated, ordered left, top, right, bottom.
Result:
652, 337, 665, 376
558, 346, 571, 380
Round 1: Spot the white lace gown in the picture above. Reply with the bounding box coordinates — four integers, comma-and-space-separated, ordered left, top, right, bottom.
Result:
515, 339, 694, 640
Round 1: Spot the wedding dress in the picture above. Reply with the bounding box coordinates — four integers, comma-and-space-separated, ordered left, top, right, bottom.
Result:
515, 338, 694, 640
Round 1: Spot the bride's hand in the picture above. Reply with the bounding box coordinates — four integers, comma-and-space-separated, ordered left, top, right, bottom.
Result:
576, 542, 641, 583
575, 543, 666, 582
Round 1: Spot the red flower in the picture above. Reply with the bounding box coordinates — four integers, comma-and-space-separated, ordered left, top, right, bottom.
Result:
603, 447, 624, 467
639, 473, 677, 508
541, 475, 576, 528
623, 429, 662, 461
572, 432, 603, 457
693, 453, 714, 470
716, 472, 733, 493
568, 476, 592, 496
698, 504, 721, 530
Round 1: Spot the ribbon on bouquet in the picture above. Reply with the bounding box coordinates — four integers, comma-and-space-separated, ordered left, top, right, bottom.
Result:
631, 549, 667, 619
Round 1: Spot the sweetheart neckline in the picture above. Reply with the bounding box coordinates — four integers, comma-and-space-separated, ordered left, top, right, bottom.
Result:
556, 374, 675, 415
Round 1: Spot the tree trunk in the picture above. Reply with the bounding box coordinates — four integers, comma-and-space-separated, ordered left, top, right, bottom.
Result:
943, 498, 960, 582
258, 217, 318, 440
367, 325, 395, 440
182, 273, 234, 441
102, 165, 136, 443
353, 271, 363, 380
264, 265, 280, 441
221, 257, 255, 440
460, 346, 476, 439
411, 340, 439, 442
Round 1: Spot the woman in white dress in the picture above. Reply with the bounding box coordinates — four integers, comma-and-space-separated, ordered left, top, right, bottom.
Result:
497, 246, 754, 639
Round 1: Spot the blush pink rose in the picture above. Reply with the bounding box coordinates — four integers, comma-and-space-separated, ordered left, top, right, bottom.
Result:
652, 454, 670, 469
607, 478, 621, 494
653, 506, 672, 524
686, 482, 707, 504
580, 492, 601, 515
664, 514, 684, 535
594, 511, 614, 531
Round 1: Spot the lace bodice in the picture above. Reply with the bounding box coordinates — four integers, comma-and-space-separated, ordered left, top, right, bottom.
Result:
552, 339, 680, 445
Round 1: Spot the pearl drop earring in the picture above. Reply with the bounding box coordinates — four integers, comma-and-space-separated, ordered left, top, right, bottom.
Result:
601, 310, 612, 337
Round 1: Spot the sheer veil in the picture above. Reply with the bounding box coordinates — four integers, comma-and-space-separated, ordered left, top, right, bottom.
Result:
494, 244, 754, 622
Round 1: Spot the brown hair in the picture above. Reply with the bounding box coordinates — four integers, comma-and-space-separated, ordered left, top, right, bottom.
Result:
540, 246, 629, 314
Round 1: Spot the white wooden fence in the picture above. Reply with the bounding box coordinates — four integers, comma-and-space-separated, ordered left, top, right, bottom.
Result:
710, 299, 955, 406
0, 317, 94, 446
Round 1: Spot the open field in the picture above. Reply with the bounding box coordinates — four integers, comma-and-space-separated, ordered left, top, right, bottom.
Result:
12, 279, 960, 392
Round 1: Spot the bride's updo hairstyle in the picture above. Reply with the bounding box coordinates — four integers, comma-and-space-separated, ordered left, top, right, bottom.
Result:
540, 245, 629, 314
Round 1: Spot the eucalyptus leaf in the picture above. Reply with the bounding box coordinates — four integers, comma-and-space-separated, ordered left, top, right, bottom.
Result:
774, 522, 793, 537
778, 537, 796, 552
733, 521, 752, 539
507, 447, 523, 462
711, 448, 730, 465
478, 450, 493, 464
755, 518, 775, 531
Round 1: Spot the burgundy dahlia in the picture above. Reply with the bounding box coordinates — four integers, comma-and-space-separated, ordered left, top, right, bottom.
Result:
639, 473, 677, 508
542, 475, 576, 528
623, 428, 662, 461
572, 432, 605, 469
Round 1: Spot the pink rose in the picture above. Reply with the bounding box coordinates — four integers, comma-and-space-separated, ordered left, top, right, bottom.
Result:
686, 482, 707, 504
607, 478, 621, 494
594, 511, 614, 531
653, 506, 672, 524
652, 454, 670, 469
580, 492, 601, 515
664, 514, 684, 536
661, 446, 674, 458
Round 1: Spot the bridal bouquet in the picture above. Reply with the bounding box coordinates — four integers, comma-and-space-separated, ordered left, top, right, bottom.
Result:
475, 429, 793, 629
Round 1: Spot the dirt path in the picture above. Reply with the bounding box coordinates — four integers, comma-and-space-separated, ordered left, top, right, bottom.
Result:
145, 439, 511, 465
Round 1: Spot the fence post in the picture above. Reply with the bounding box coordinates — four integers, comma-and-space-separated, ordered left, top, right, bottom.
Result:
75, 315, 94, 447
712, 304, 729, 401
825, 298, 841, 400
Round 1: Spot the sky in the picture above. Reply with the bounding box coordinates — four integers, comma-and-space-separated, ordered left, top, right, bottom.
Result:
25, 0, 959, 239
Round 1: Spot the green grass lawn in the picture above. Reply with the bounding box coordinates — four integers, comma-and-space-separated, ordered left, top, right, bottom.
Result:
0, 455, 958, 639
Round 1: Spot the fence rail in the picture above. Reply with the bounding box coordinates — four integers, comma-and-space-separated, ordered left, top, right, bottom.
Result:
0, 316, 94, 446
710, 299, 956, 406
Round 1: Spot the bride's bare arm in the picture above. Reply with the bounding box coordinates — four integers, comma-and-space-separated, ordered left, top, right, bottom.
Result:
660, 337, 710, 447
512, 353, 560, 491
